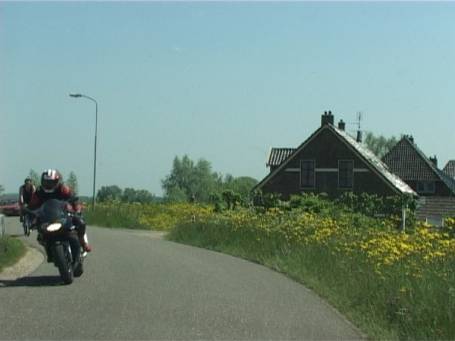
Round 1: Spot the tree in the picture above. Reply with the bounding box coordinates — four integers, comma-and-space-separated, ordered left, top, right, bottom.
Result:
97, 185, 155, 203
122, 187, 155, 203
133, 189, 155, 203
66, 171, 79, 194
162, 155, 259, 204
96, 185, 122, 202
0, 184, 4, 195
28, 169, 40, 187
165, 186, 187, 203
121, 188, 137, 203
364, 132, 398, 159
162, 155, 219, 202
223, 176, 258, 199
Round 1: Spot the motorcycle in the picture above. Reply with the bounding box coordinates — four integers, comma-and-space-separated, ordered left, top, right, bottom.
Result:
26, 199, 86, 284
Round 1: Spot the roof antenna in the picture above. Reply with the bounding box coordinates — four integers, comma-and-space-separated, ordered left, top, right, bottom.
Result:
355, 111, 363, 143
356, 111, 363, 131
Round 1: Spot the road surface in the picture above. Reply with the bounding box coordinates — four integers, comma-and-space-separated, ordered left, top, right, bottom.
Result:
0, 217, 363, 340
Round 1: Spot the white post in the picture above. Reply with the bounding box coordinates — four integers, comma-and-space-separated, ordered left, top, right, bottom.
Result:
0, 214, 4, 239
401, 204, 406, 232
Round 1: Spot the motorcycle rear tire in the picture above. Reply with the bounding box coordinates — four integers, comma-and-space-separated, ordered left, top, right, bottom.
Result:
53, 244, 74, 284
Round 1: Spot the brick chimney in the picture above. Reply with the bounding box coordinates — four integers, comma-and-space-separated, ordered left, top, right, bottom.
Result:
321, 110, 334, 126
429, 155, 438, 167
338, 119, 345, 131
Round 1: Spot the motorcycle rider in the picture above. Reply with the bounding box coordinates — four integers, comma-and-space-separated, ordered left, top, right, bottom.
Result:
19, 177, 36, 222
28, 169, 92, 253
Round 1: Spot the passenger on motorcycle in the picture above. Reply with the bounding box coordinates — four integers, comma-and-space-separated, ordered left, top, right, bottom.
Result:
28, 169, 92, 253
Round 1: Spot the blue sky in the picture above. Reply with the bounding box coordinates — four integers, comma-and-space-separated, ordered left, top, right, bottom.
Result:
1, 1, 454, 196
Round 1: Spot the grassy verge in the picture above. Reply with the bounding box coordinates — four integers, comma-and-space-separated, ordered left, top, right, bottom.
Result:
84, 202, 212, 230
84, 203, 146, 229
81, 201, 455, 339
167, 210, 455, 340
0, 236, 26, 273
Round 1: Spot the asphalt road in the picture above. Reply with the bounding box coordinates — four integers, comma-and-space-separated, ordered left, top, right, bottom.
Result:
0, 217, 363, 340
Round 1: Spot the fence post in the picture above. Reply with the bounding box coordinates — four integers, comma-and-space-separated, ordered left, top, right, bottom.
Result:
0, 213, 5, 252
0, 214, 4, 239
401, 204, 407, 232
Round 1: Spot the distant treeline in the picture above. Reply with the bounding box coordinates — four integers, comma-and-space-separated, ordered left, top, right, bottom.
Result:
96, 155, 258, 204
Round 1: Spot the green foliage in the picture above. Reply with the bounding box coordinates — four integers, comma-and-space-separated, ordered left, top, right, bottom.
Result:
162, 155, 218, 202
122, 188, 154, 203
97, 185, 156, 204
260, 192, 282, 209
336, 192, 416, 215
222, 175, 258, 200
161, 155, 257, 204
84, 203, 145, 229
66, 171, 79, 194
364, 131, 398, 158
289, 193, 330, 214
97, 185, 122, 202
335, 192, 417, 228
165, 186, 187, 203
253, 191, 416, 228
221, 190, 242, 210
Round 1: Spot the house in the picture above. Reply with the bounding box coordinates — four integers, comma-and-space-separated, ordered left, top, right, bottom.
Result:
382, 136, 455, 223
382, 136, 455, 196
255, 111, 415, 199
443, 160, 455, 179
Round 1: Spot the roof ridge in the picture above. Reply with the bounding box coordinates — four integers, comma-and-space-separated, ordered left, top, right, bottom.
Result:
330, 125, 415, 195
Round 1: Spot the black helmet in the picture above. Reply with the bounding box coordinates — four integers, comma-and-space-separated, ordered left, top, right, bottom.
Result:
41, 169, 62, 193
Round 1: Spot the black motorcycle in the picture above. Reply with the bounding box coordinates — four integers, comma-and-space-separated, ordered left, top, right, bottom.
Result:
26, 199, 85, 284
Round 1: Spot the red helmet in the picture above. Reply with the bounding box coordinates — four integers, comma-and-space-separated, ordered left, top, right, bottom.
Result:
41, 169, 62, 193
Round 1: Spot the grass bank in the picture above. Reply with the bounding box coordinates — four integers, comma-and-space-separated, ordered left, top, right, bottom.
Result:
83, 201, 455, 340
84, 202, 212, 230
167, 209, 455, 340
0, 236, 26, 273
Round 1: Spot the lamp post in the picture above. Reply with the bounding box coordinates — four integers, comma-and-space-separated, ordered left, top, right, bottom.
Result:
69, 93, 98, 209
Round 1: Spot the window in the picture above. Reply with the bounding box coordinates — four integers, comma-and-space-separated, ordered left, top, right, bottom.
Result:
338, 160, 354, 189
416, 181, 435, 194
300, 160, 315, 188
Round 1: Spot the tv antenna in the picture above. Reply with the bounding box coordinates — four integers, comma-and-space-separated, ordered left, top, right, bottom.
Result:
356, 111, 363, 131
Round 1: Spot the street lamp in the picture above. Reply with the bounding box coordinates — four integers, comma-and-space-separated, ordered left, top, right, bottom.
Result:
69, 93, 98, 209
